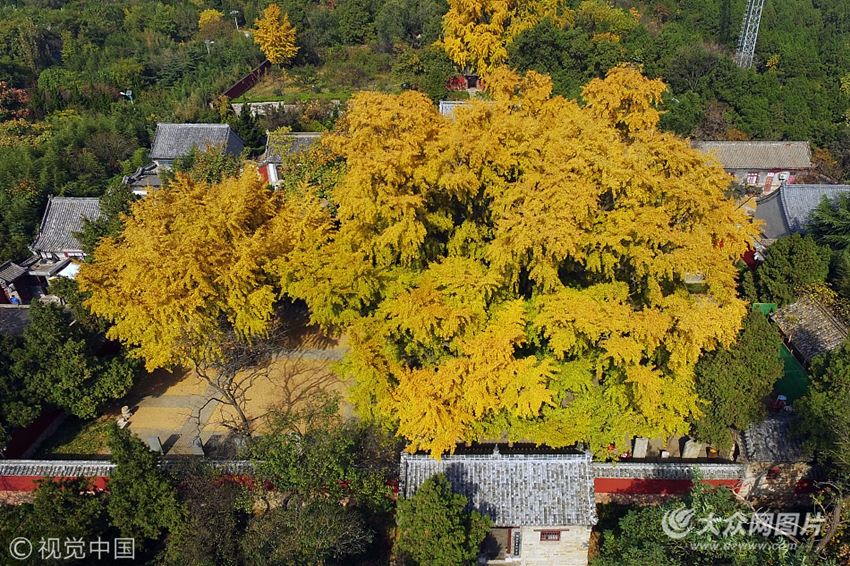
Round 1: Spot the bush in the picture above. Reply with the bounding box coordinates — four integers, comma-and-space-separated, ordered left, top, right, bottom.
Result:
321, 45, 393, 90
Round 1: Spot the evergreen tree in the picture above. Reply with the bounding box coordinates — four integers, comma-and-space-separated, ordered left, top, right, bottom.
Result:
11, 302, 139, 420
794, 343, 850, 473
692, 311, 784, 449
810, 193, 850, 250
756, 233, 831, 306
395, 474, 491, 566
106, 423, 183, 547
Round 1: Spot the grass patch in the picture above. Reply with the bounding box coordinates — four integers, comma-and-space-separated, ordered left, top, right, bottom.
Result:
35, 416, 113, 459
235, 46, 400, 103
233, 91, 352, 104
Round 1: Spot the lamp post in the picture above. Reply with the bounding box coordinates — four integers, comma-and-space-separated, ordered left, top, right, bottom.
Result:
119, 90, 134, 105
231, 10, 240, 30
204, 39, 214, 54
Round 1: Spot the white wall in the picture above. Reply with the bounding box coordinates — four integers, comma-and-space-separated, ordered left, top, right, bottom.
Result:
488, 526, 590, 566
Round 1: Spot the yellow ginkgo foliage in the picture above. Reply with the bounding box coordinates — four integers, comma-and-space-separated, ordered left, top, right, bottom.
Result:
283, 65, 758, 458
253, 4, 299, 66
198, 8, 223, 29
438, 0, 575, 74
198, 8, 225, 39
77, 164, 329, 370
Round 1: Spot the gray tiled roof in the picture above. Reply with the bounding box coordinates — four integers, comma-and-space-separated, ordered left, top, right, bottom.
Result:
149, 123, 245, 160
753, 189, 790, 240
399, 451, 597, 527
592, 462, 745, 480
0, 460, 115, 477
0, 306, 30, 336
754, 184, 850, 241
25, 257, 71, 277
284, 132, 321, 155
30, 197, 102, 254
742, 414, 808, 463
692, 141, 811, 170
0, 459, 254, 477
262, 132, 322, 164
772, 296, 847, 362
0, 261, 26, 283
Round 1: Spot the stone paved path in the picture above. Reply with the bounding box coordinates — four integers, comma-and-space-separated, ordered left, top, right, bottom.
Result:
124, 329, 351, 456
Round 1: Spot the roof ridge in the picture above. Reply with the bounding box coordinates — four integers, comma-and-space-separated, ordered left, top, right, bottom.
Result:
157, 122, 231, 127
49, 196, 101, 200
694, 140, 810, 145
778, 183, 793, 235
756, 187, 782, 204
781, 184, 850, 190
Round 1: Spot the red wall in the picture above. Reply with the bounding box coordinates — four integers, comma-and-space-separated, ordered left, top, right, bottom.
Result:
0, 476, 109, 492
595, 478, 742, 494
222, 60, 272, 100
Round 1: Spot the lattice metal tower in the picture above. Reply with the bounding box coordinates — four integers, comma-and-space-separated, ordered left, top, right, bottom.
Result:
735, 0, 765, 69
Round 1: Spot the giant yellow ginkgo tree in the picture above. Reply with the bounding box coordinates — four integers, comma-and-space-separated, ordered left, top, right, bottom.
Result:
276, 65, 758, 457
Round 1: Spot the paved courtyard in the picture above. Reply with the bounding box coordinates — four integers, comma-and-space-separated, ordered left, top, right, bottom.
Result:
123, 326, 351, 457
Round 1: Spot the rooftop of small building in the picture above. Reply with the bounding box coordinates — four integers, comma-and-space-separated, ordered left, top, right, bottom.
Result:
438, 99, 474, 118
400, 446, 597, 527
123, 162, 164, 188
23, 256, 71, 277
0, 306, 30, 336
260, 132, 322, 165
30, 197, 102, 254
692, 140, 812, 170
149, 123, 245, 161
0, 260, 27, 284
754, 183, 850, 241
742, 413, 809, 463
772, 295, 848, 363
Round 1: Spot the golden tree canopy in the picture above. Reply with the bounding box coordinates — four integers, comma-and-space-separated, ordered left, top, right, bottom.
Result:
253, 4, 299, 66
438, 0, 575, 74
198, 8, 224, 29
280, 65, 758, 457
78, 164, 329, 370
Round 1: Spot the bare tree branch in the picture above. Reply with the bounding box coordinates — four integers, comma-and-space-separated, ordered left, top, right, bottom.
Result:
184, 311, 344, 440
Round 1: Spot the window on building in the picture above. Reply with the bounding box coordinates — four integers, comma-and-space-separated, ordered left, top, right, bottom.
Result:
540, 531, 561, 541
746, 172, 759, 185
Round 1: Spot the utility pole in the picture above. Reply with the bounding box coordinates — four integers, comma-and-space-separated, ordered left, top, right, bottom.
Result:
735, 0, 765, 69
205, 39, 214, 55
231, 10, 240, 31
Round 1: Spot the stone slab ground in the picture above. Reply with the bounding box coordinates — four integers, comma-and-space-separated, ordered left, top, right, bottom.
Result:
124, 324, 351, 457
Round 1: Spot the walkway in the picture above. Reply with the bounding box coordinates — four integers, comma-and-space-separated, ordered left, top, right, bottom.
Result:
124, 327, 351, 457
